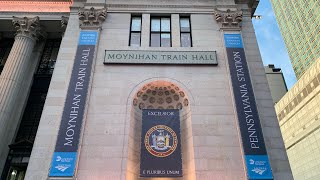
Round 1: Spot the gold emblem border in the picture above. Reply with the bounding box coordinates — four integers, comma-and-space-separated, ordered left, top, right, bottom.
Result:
144, 125, 178, 158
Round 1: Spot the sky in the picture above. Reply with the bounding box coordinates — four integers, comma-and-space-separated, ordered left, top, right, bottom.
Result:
252, 0, 297, 89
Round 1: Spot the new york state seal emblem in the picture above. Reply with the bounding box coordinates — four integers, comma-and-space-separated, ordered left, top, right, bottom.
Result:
144, 125, 178, 157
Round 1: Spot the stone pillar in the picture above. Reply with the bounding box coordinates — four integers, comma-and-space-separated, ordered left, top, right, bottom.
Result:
61, 16, 69, 37
0, 16, 44, 175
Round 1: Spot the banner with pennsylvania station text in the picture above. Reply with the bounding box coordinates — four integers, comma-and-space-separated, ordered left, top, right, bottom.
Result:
49, 31, 98, 177
140, 109, 182, 177
224, 34, 273, 180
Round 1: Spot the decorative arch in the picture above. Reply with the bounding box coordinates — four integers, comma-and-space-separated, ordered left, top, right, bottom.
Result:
125, 80, 196, 180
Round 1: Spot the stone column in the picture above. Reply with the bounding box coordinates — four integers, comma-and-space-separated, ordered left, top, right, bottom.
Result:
61, 16, 69, 37
0, 16, 44, 175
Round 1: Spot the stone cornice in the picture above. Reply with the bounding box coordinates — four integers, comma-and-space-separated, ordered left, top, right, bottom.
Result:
0, 0, 71, 12
0, 0, 71, 4
214, 8, 243, 31
78, 7, 106, 30
12, 16, 46, 41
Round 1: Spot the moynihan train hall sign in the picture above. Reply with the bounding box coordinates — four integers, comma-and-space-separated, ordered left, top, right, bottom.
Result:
104, 50, 217, 65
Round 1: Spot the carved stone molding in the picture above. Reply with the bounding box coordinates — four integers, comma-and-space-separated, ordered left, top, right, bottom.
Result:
214, 8, 243, 31
61, 16, 69, 29
78, 7, 107, 29
12, 16, 46, 40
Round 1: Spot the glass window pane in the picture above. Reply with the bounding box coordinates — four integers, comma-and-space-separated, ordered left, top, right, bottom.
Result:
161, 33, 171, 47
130, 33, 141, 47
161, 18, 170, 32
151, 18, 160, 31
131, 17, 141, 31
181, 33, 191, 47
151, 33, 160, 47
180, 18, 190, 32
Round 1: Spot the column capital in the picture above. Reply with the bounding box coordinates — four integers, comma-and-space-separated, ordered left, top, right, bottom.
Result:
61, 16, 69, 29
214, 8, 243, 31
78, 7, 107, 30
12, 16, 46, 40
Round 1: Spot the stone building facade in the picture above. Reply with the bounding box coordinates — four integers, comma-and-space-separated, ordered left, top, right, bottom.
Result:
275, 60, 320, 180
0, 0, 293, 179
264, 64, 287, 104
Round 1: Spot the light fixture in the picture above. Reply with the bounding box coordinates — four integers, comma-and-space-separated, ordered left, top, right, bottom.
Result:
11, 171, 17, 176
253, 15, 262, 19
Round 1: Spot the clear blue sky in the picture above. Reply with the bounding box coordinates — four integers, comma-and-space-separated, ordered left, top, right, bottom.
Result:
252, 0, 297, 89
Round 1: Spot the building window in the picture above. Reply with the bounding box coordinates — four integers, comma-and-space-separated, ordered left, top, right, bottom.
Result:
0, 38, 14, 74
37, 39, 61, 75
129, 16, 142, 47
150, 17, 171, 47
180, 17, 192, 47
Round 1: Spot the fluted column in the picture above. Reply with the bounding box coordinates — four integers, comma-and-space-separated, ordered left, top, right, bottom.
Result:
0, 16, 44, 174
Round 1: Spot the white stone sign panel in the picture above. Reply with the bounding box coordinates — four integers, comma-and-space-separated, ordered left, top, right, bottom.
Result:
104, 50, 217, 65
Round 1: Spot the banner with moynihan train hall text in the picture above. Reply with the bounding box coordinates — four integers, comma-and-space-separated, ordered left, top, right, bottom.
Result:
224, 34, 273, 180
140, 109, 182, 177
49, 31, 98, 177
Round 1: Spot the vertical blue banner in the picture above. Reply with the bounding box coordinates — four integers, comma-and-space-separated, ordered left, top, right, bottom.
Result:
49, 31, 98, 177
140, 109, 182, 177
224, 34, 273, 180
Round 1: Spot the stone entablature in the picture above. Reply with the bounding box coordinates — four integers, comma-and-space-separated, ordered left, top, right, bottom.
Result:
78, 7, 107, 29
214, 8, 243, 31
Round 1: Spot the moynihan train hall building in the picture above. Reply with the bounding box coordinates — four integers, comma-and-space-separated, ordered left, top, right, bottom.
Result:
0, 0, 293, 179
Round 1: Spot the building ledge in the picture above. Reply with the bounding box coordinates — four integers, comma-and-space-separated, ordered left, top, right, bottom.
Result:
0, 0, 72, 12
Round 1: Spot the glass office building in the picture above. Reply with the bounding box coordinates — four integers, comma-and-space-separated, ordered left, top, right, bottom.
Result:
270, 0, 320, 79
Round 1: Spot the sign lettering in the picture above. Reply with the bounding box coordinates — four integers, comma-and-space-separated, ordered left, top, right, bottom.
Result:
140, 109, 182, 177
49, 31, 98, 177
104, 50, 217, 65
224, 34, 273, 180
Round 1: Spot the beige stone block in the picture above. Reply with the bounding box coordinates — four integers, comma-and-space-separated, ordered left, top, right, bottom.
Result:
191, 105, 234, 115
76, 170, 122, 180
87, 104, 127, 114
24, 170, 47, 180
26, 157, 51, 171
103, 13, 130, 29
80, 146, 124, 158
265, 137, 286, 149
86, 113, 126, 124
171, 14, 181, 47
272, 172, 294, 180
192, 124, 238, 136
46, 89, 67, 98
45, 97, 65, 106
193, 135, 240, 147
78, 157, 122, 171
193, 96, 232, 106
84, 123, 125, 135
263, 126, 283, 138
191, 14, 218, 30
41, 105, 63, 116
191, 114, 235, 125
82, 135, 124, 146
